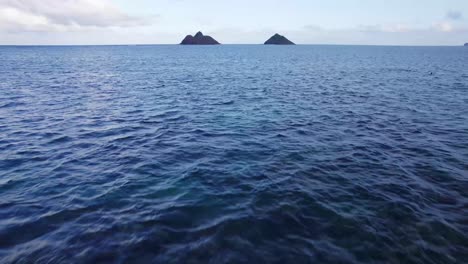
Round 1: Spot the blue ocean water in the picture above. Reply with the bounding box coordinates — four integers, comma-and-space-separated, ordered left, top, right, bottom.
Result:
0, 45, 467, 263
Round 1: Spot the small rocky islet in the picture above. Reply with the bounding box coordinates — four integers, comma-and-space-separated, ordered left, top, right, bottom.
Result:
264, 33, 295, 45
180, 32, 220, 45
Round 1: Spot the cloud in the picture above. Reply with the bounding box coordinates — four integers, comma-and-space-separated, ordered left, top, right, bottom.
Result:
0, 0, 152, 32
433, 22, 454, 32
358, 24, 419, 34
446, 11, 463, 21
357, 21, 468, 34
381, 24, 412, 33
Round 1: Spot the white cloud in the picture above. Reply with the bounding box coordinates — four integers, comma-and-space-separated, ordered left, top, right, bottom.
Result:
0, 0, 151, 32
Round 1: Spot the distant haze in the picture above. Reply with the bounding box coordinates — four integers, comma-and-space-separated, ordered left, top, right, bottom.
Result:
1, 0, 467, 45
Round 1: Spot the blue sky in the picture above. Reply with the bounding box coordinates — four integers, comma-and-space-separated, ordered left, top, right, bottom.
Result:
1, 0, 467, 45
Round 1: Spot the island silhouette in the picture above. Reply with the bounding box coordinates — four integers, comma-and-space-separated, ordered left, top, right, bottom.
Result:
465, 43, 468, 46
264, 34, 295, 45
180, 32, 220, 45
180, 31, 296, 45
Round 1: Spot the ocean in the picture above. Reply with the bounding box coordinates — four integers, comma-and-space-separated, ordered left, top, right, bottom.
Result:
0, 45, 467, 263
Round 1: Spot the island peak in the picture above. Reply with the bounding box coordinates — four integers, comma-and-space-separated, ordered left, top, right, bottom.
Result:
264, 33, 295, 45
180, 31, 220, 45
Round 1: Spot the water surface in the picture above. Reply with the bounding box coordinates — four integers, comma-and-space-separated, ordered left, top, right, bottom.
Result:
0, 45, 467, 263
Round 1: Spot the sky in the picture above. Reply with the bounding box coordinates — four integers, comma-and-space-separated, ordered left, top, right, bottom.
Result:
0, 0, 467, 45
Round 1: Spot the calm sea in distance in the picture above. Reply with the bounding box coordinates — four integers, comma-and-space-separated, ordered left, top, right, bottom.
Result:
0, 45, 467, 263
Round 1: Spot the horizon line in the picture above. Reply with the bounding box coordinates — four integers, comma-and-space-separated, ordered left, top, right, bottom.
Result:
0, 43, 464, 47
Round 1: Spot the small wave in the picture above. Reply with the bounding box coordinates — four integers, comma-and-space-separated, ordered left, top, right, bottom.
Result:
0, 102, 26, 109
47, 136, 73, 145
212, 100, 235, 105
